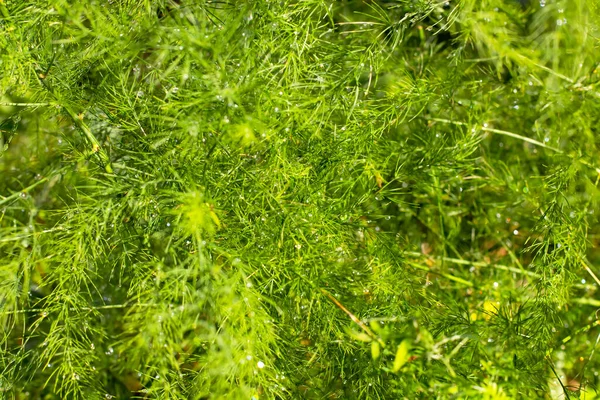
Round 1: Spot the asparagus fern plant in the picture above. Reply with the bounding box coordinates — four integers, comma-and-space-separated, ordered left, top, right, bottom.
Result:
1, 0, 600, 398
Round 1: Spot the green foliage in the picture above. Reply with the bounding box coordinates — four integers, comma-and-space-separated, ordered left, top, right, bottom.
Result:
1, 0, 600, 398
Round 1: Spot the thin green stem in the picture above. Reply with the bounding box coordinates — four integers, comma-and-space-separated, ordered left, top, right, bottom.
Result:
0, 303, 154, 316
0, 102, 52, 107
0, 177, 48, 206
37, 77, 113, 173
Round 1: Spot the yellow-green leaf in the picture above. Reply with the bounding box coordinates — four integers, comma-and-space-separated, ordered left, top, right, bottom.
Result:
371, 341, 380, 360
392, 340, 411, 372
348, 329, 372, 343
581, 387, 597, 400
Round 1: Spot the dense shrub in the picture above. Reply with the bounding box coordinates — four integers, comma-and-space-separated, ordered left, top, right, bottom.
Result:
1, 0, 600, 398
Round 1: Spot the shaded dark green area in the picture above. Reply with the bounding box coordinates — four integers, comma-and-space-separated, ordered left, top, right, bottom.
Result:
1, 0, 600, 398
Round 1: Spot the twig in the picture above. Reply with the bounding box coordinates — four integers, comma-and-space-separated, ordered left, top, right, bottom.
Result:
429, 118, 600, 174
37, 75, 113, 173
0, 102, 52, 107
404, 251, 537, 277
429, 118, 560, 152
320, 288, 385, 347
407, 252, 599, 293
0, 303, 154, 316
0, 177, 49, 206
580, 258, 600, 287
482, 126, 561, 152
406, 259, 474, 286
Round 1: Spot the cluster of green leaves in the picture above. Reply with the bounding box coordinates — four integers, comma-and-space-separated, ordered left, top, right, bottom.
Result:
1, 0, 600, 398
